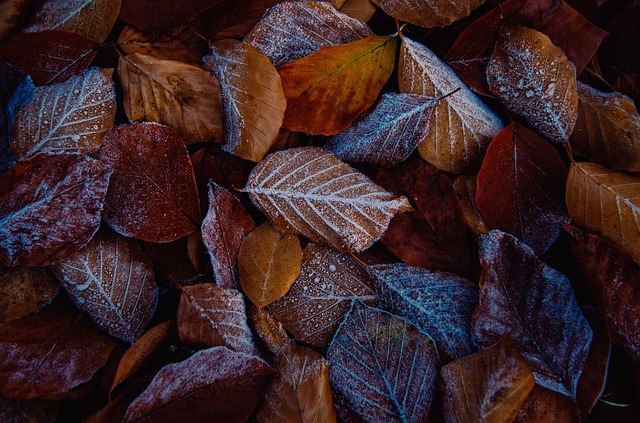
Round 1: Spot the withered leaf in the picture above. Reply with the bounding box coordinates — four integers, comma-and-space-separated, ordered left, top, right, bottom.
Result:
143, 236, 207, 286
119, 0, 222, 31
476, 123, 568, 254
203, 39, 286, 162
238, 222, 302, 309
244, 147, 412, 253
269, 243, 377, 348
370, 263, 479, 362
371, 0, 486, 28
399, 37, 503, 173
247, 304, 293, 356
515, 385, 579, 422
0, 267, 58, 322
118, 53, 222, 144
1, 62, 33, 174
473, 230, 593, 397
98, 122, 201, 243
201, 182, 254, 290
0, 152, 111, 267
340, 0, 376, 22
278, 35, 397, 135
487, 25, 578, 143
453, 175, 489, 234
11, 67, 116, 160
124, 346, 274, 423
0, 0, 31, 44
207, 0, 281, 40
439, 336, 535, 423
324, 93, 436, 168
0, 302, 117, 399
566, 161, 640, 265
244, 1, 373, 67
177, 283, 256, 355
51, 230, 157, 342
328, 302, 440, 423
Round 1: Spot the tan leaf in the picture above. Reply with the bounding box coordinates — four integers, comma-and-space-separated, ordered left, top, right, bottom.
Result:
118, 53, 222, 144
238, 222, 302, 309
11, 68, 116, 160
487, 25, 578, 143
566, 161, 640, 265
247, 304, 293, 355
0, 267, 59, 322
453, 175, 489, 234
243, 147, 412, 253
399, 37, 503, 173
371, 0, 486, 28
21, 0, 122, 43
203, 39, 286, 162
340, 0, 376, 22
572, 82, 640, 171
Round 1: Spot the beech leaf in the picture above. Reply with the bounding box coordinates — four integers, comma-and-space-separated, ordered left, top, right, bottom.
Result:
453, 175, 489, 234
207, 0, 282, 40
244, 147, 412, 253
577, 306, 611, 417
1, 62, 33, 174
0, 0, 31, 44
339, 0, 376, 22
370, 0, 486, 28
515, 385, 579, 422
248, 304, 293, 356
0, 267, 58, 322
119, 0, 223, 31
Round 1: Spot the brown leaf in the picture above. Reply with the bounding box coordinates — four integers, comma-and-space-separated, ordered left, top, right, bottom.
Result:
278, 35, 397, 135
50, 230, 157, 342
243, 147, 412, 253
269, 244, 377, 348
238, 222, 302, 309
453, 175, 490, 234
0, 0, 31, 44
0, 302, 117, 399
201, 182, 254, 290
371, 0, 486, 28
98, 122, 201, 243
0, 397, 58, 423
119, 0, 223, 31
339, 0, 376, 22
247, 304, 293, 356
0, 152, 111, 267
207, 0, 282, 40
439, 335, 535, 423
124, 346, 274, 422
203, 39, 286, 162
0, 267, 58, 322
487, 25, 578, 143
143, 236, 208, 286
515, 385, 579, 422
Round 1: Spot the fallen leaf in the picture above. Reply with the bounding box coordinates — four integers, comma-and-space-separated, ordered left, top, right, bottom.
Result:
328, 302, 440, 423
143, 236, 208, 286
244, 147, 412, 253
0, 62, 33, 175
191, 145, 246, 209
247, 304, 293, 355
207, 0, 282, 40
269, 243, 377, 348
339, 0, 376, 22
487, 25, 578, 143
0, 152, 111, 267
601, 1, 640, 76
370, 0, 486, 28
203, 39, 286, 162
98, 122, 201, 243
439, 335, 535, 423
473, 230, 593, 397
452, 175, 490, 233
399, 37, 503, 173
244, 1, 373, 67
278, 35, 397, 135
0, 0, 31, 44
571, 82, 640, 171
118, 53, 222, 144
0, 267, 58, 322
515, 385, 579, 422
0, 302, 117, 399
565, 161, 640, 265
476, 123, 568, 254
124, 346, 274, 422
51, 230, 158, 342
370, 263, 479, 361
324, 93, 437, 167
119, 0, 222, 31
11, 67, 116, 160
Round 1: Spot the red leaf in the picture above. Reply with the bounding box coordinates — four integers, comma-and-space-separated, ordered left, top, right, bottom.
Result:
119, 0, 224, 31
207, 0, 281, 39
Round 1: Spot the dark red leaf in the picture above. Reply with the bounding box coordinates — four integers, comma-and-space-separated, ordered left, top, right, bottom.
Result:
207, 0, 281, 39
602, 2, 640, 75
1, 61, 32, 175
119, 0, 224, 31
144, 235, 208, 286
515, 385, 579, 422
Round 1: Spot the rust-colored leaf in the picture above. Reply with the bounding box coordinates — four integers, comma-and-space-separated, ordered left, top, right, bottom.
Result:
339, 0, 376, 22
515, 385, 579, 422
143, 236, 208, 286
453, 175, 490, 234
247, 305, 293, 356
371, 0, 486, 28
207, 0, 284, 40
0, 267, 58, 322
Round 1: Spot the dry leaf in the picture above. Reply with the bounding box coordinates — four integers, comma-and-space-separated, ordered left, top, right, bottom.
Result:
119, 0, 222, 31
278, 35, 397, 135
0, 0, 31, 44
243, 147, 412, 253
118, 53, 222, 144
399, 37, 503, 173
247, 305, 293, 356
566, 161, 640, 265
371, 0, 486, 28
0, 267, 58, 322
11, 67, 116, 160
203, 39, 286, 162
50, 230, 158, 342
339, 0, 376, 22
515, 385, 579, 422
487, 25, 578, 143
207, 0, 281, 40
238, 222, 302, 309
453, 175, 490, 233
1, 63, 32, 175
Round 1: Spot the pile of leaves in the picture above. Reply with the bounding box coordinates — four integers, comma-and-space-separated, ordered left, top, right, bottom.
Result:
1, 0, 640, 421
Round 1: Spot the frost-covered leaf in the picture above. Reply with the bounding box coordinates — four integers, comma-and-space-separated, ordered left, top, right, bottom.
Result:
244, 147, 412, 253
269, 243, 377, 347
203, 39, 286, 162
177, 283, 257, 355
324, 93, 436, 167
473, 230, 593, 397
566, 161, 640, 265
118, 53, 222, 144
238, 222, 302, 309
487, 25, 578, 143
11, 67, 116, 160
245, 1, 372, 67
370, 263, 478, 361
453, 175, 489, 234
50, 230, 157, 343
0, 152, 111, 267
399, 37, 503, 173
0, 267, 58, 322
1, 62, 33, 175
278, 35, 397, 135
371, 0, 486, 28
98, 122, 201, 243
328, 302, 440, 423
